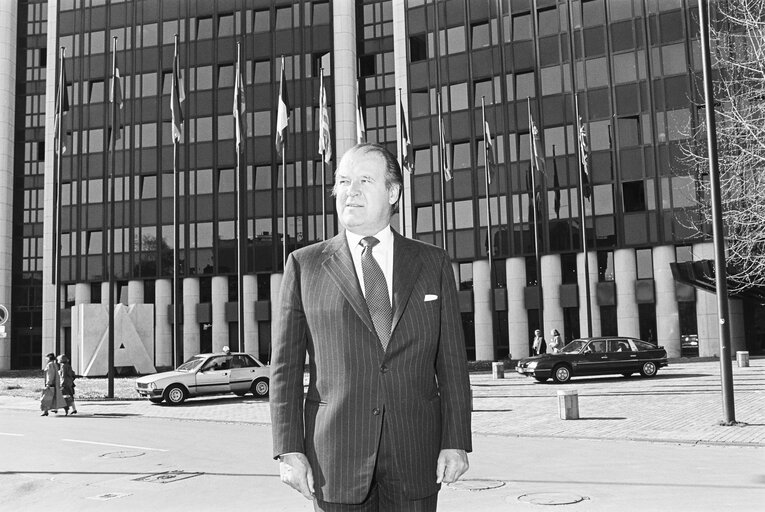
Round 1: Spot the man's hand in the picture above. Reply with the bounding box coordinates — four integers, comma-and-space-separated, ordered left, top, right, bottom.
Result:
278, 452, 315, 500
435, 448, 469, 484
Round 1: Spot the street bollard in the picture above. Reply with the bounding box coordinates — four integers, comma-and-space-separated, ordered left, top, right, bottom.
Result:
736, 351, 750, 368
492, 361, 505, 379
557, 389, 579, 420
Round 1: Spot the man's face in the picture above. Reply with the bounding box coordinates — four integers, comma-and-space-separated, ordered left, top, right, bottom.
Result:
335, 151, 399, 236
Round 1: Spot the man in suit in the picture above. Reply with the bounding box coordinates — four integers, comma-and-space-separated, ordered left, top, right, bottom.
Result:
271, 143, 472, 511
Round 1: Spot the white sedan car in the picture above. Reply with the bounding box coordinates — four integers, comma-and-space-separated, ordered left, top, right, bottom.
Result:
136, 352, 270, 405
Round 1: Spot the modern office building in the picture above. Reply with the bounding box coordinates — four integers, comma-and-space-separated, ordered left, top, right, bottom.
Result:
2, 0, 762, 372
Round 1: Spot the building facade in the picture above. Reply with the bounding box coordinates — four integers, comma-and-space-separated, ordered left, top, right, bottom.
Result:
2, 0, 762, 371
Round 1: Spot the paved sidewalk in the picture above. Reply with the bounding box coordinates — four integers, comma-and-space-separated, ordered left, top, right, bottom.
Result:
1, 358, 763, 446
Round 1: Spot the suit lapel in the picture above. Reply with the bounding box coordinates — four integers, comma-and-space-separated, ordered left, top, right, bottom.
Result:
391, 231, 421, 334
322, 233, 376, 335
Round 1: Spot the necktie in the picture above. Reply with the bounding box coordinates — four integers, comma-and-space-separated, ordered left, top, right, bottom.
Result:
360, 237, 392, 351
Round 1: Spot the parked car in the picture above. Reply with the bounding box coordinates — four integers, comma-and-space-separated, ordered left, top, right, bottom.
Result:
516, 337, 668, 383
136, 350, 270, 405
681, 334, 699, 357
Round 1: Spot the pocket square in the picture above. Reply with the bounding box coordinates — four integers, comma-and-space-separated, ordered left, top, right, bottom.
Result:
424, 294, 439, 302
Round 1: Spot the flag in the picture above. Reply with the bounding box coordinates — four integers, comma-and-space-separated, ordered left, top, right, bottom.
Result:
399, 98, 413, 173
233, 43, 246, 152
171, 38, 185, 142
439, 113, 452, 181
552, 145, 561, 219
54, 51, 70, 155
356, 93, 366, 144
484, 120, 496, 184
275, 57, 291, 156
577, 116, 591, 200
529, 111, 545, 176
109, 60, 123, 148
318, 72, 332, 162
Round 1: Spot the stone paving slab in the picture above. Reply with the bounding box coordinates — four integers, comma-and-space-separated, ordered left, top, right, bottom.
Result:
2, 359, 763, 447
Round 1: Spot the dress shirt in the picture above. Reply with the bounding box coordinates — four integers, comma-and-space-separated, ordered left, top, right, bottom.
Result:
345, 226, 394, 306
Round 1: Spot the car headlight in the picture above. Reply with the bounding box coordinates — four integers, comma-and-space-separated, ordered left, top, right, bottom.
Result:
148, 382, 156, 390
527, 362, 538, 369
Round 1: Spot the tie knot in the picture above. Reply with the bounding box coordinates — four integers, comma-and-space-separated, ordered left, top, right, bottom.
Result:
360, 236, 380, 250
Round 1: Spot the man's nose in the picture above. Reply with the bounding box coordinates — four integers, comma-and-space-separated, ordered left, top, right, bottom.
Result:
347, 181, 361, 195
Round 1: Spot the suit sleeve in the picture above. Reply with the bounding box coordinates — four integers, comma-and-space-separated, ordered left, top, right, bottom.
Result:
435, 252, 473, 452
270, 253, 308, 459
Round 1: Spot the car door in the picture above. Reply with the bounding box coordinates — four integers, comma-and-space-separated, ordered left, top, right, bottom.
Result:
194, 356, 232, 395
607, 339, 639, 374
228, 354, 263, 393
579, 340, 610, 375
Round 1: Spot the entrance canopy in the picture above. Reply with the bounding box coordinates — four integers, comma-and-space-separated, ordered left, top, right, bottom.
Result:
670, 260, 765, 303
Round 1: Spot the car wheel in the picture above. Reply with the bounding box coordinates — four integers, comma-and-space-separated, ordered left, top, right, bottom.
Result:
252, 378, 270, 397
534, 376, 549, 383
164, 385, 187, 405
640, 361, 658, 377
622, 372, 633, 378
551, 364, 572, 383
149, 397, 163, 404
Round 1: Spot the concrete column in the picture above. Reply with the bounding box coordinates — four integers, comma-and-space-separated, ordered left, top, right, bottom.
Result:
541, 254, 563, 340
473, 260, 494, 360
211, 276, 229, 353
155, 278, 172, 369
578, 251, 600, 337
506, 257, 528, 359
101, 282, 115, 305
693, 242, 717, 357
128, 280, 144, 304
332, 1, 357, 160
615, 248, 640, 338
242, 275, 259, 357
654, 245, 680, 357
0, 2, 17, 370
393, 0, 413, 236
183, 277, 200, 360
270, 272, 283, 346
74, 283, 91, 305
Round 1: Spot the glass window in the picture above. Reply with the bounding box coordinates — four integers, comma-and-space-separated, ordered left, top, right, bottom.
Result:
472, 23, 490, 48
671, 176, 695, 207
252, 61, 270, 84
196, 66, 213, 90
141, 72, 157, 97
582, 0, 606, 27
538, 8, 559, 37
410, 34, 427, 61
512, 14, 531, 41
661, 43, 687, 75
474, 80, 495, 104
636, 248, 653, 279
142, 23, 158, 46
452, 142, 471, 169
454, 200, 474, 229
593, 184, 614, 214
617, 116, 640, 147
313, 2, 330, 24
540, 66, 562, 96
275, 7, 292, 29
252, 111, 271, 136
218, 168, 235, 193
623, 181, 646, 212
613, 53, 637, 84
515, 72, 536, 99
597, 250, 615, 281
252, 9, 270, 32
447, 26, 466, 54
196, 17, 213, 39
218, 14, 235, 37
666, 109, 690, 141
585, 58, 608, 88
609, 0, 634, 21
449, 83, 469, 110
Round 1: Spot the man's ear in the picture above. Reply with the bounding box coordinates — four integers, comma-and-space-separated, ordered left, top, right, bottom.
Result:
388, 184, 401, 205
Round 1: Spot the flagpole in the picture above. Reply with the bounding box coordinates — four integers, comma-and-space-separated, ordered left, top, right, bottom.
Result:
566, 0, 593, 336
436, 91, 447, 250
107, 36, 118, 398
172, 34, 182, 368
235, 41, 245, 351
528, 98, 544, 334
53, 47, 65, 356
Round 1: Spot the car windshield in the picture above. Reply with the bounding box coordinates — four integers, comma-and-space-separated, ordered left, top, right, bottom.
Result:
560, 340, 587, 354
176, 357, 205, 371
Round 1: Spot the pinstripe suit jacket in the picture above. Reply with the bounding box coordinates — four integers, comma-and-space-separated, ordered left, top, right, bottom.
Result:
270, 229, 472, 503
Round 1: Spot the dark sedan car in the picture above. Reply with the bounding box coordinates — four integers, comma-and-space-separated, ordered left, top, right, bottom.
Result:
516, 337, 668, 383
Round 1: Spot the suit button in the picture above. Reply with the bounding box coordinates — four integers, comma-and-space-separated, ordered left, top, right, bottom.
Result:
372, 408, 380, 415
380, 365, 388, 373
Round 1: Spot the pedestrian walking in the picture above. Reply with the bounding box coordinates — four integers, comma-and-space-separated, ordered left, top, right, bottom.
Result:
40, 353, 66, 416
58, 354, 78, 415
549, 329, 564, 354
271, 143, 472, 511
532, 329, 546, 355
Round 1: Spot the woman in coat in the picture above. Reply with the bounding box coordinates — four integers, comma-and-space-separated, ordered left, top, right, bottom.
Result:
40, 353, 67, 416
549, 329, 564, 354
58, 354, 78, 415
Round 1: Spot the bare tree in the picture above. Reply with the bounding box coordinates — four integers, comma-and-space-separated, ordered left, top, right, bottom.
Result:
683, 1, 765, 293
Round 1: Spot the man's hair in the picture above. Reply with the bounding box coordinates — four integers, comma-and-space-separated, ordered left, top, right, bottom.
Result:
332, 143, 403, 213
